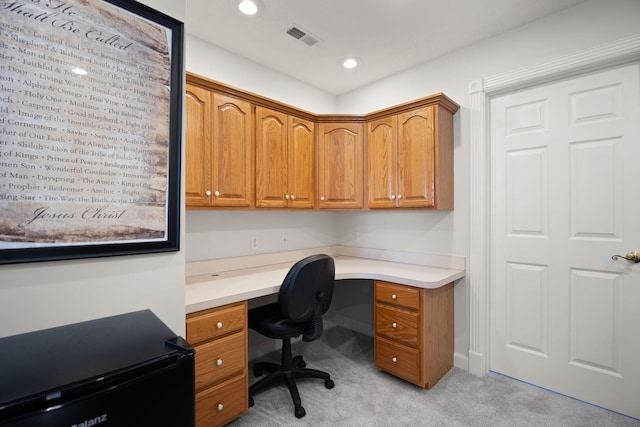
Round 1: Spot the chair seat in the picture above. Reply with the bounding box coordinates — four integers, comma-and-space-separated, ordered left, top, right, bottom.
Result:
249, 303, 307, 339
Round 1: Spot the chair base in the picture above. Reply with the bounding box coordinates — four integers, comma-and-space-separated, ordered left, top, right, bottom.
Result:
248, 338, 334, 419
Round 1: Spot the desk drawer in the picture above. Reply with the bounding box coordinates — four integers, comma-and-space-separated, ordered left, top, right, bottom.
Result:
375, 336, 421, 385
375, 281, 420, 310
187, 301, 246, 344
195, 331, 246, 391
196, 373, 247, 427
375, 303, 420, 346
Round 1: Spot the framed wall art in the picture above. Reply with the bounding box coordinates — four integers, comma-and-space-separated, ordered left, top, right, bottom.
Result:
0, 0, 184, 264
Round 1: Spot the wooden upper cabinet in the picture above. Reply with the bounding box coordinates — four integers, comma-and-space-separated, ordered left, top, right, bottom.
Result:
211, 93, 253, 208
255, 107, 315, 208
185, 83, 212, 207
368, 105, 454, 210
287, 116, 315, 208
367, 116, 397, 208
318, 123, 364, 209
185, 72, 458, 211
397, 106, 435, 208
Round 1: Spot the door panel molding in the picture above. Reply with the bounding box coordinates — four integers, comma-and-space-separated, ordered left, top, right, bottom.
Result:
468, 33, 640, 377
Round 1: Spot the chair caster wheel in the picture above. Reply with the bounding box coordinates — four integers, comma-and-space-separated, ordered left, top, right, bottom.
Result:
325, 379, 335, 389
294, 405, 306, 418
293, 355, 306, 368
249, 396, 254, 407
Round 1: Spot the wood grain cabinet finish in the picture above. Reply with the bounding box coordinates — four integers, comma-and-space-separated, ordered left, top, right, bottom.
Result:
185, 81, 253, 208
317, 122, 364, 209
187, 301, 248, 427
185, 72, 459, 211
185, 83, 212, 207
255, 106, 315, 208
368, 105, 454, 210
374, 281, 454, 389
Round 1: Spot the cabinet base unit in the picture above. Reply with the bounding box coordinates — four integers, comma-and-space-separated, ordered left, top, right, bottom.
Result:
374, 280, 454, 389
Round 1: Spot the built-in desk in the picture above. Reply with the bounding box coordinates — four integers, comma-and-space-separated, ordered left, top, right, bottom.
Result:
185, 247, 465, 426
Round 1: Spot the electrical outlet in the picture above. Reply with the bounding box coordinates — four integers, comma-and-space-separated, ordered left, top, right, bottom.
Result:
250, 235, 259, 250
281, 233, 288, 248
353, 231, 360, 242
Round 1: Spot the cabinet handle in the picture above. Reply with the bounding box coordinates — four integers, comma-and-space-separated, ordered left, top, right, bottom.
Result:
392, 322, 397, 328
217, 403, 224, 411
320, 196, 325, 201
392, 357, 398, 363
397, 194, 402, 199
390, 194, 396, 200
290, 194, 295, 200
205, 190, 211, 196
216, 321, 223, 329
214, 190, 220, 197
285, 194, 290, 199
391, 294, 397, 300
216, 358, 223, 366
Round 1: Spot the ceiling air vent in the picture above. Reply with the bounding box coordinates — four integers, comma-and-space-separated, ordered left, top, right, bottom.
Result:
286, 25, 321, 47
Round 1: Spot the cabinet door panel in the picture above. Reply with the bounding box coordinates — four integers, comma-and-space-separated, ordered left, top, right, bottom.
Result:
255, 107, 288, 208
288, 117, 315, 208
185, 84, 212, 207
318, 123, 364, 209
368, 116, 397, 208
212, 94, 253, 207
398, 107, 434, 208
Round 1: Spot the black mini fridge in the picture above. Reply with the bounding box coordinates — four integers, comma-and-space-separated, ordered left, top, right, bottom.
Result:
0, 310, 195, 426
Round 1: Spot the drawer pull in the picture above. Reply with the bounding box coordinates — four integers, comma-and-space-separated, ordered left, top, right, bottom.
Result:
216, 358, 223, 366
391, 294, 397, 300
216, 321, 223, 329
217, 403, 224, 411
392, 322, 397, 328
392, 356, 398, 363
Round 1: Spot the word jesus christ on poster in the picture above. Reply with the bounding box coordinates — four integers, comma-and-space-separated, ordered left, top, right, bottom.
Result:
0, 0, 184, 264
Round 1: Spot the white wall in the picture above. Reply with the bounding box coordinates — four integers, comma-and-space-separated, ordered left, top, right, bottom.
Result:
183, 0, 640, 366
0, 0, 187, 338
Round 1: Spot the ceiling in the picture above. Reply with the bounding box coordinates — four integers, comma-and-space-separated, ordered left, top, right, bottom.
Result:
186, 0, 586, 95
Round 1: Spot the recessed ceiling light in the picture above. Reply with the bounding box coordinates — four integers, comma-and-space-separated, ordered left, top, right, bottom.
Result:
342, 57, 360, 70
238, 0, 263, 15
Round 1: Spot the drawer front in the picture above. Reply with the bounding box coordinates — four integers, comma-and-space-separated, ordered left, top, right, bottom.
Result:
187, 301, 247, 345
196, 373, 247, 427
195, 331, 246, 391
375, 336, 421, 386
375, 303, 420, 347
375, 281, 420, 310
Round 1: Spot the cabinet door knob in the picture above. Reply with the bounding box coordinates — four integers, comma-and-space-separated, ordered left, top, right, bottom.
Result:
217, 403, 224, 411
214, 190, 220, 197
392, 357, 398, 363
216, 321, 223, 329
397, 194, 402, 199
290, 194, 295, 200
391, 294, 397, 300
320, 196, 325, 201
285, 194, 290, 199
392, 322, 397, 328
205, 190, 211, 196
216, 358, 223, 366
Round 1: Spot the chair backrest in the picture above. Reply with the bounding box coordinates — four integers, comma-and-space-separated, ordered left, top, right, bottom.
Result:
278, 254, 335, 342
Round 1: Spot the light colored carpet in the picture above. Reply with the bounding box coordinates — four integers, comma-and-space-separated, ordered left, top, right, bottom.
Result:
229, 326, 639, 426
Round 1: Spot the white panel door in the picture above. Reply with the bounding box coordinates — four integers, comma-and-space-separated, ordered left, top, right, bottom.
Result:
490, 64, 640, 418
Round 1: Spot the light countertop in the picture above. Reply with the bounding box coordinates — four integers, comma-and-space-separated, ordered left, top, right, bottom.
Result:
186, 249, 465, 314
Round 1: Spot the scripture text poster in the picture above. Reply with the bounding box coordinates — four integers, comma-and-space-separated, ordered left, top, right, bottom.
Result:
0, 0, 173, 248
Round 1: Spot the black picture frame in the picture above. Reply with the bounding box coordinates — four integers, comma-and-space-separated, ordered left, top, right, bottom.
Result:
0, 0, 184, 264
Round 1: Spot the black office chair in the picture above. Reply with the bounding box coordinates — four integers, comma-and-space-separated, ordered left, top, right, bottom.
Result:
248, 254, 336, 419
